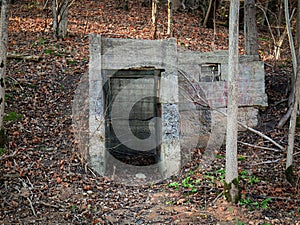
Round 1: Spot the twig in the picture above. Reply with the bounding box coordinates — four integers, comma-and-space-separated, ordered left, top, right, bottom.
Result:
27, 197, 37, 217
273, 98, 288, 107
238, 122, 284, 150
264, 62, 274, 70
211, 191, 223, 205
7, 53, 40, 62
238, 141, 283, 152
112, 165, 116, 181
0, 149, 19, 161
278, 95, 294, 129
6, 76, 24, 90
256, 4, 277, 49
268, 196, 300, 201
19, 178, 37, 217
38, 201, 60, 209
88, 167, 97, 178
293, 151, 300, 156
178, 69, 285, 151
252, 158, 282, 165
42, 0, 49, 10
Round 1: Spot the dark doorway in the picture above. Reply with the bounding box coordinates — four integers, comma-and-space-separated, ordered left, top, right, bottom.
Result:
104, 68, 162, 166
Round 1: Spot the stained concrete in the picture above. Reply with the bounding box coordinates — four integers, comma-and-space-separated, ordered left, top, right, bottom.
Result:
81, 35, 267, 183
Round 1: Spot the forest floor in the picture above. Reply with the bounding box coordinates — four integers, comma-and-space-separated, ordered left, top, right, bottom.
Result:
0, 0, 300, 224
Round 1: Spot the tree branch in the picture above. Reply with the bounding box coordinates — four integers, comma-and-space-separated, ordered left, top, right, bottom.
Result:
178, 69, 285, 151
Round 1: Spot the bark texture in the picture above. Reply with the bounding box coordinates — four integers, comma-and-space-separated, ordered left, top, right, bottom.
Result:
167, 0, 172, 36
225, 0, 240, 203
52, 0, 69, 39
244, 0, 258, 55
151, 0, 158, 39
0, 0, 10, 148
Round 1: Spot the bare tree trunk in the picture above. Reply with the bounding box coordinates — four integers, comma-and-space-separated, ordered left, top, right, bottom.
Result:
37, 0, 49, 9
167, 0, 173, 36
58, 0, 68, 38
173, 0, 182, 11
244, 0, 258, 55
203, 0, 214, 27
52, 0, 69, 39
285, 64, 300, 184
203, 0, 213, 27
203, 0, 219, 29
285, 6, 300, 181
284, 0, 297, 82
278, 0, 284, 37
224, 0, 240, 204
0, 0, 10, 148
297, 0, 300, 54
278, 1, 298, 127
52, 0, 58, 37
151, 0, 158, 39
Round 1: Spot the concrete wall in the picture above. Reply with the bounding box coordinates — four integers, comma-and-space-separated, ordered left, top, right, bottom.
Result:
88, 35, 181, 182
178, 49, 268, 163
86, 35, 268, 182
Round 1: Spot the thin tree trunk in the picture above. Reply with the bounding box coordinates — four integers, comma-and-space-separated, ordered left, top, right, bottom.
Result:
284, 0, 297, 80
52, 0, 58, 38
52, 0, 69, 39
0, 0, 10, 147
151, 0, 158, 39
278, 1, 298, 127
224, 0, 240, 204
260, 0, 268, 26
285, 65, 300, 184
278, 0, 284, 37
244, 0, 258, 55
58, 0, 68, 38
298, 0, 300, 54
203, 0, 213, 27
212, 0, 216, 51
167, 0, 172, 36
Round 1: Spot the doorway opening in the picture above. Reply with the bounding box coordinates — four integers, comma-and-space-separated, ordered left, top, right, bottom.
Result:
104, 68, 163, 166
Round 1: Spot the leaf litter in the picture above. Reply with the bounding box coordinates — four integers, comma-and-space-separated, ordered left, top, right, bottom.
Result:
0, 0, 299, 224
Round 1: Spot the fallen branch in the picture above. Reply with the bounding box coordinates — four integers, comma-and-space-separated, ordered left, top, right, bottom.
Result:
240, 124, 284, 151
238, 141, 283, 152
0, 149, 19, 161
278, 103, 293, 128
7, 53, 40, 62
19, 178, 37, 217
38, 201, 60, 209
293, 151, 300, 156
178, 69, 285, 151
253, 158, 282, 165
27, 197, 37, 217
42, 0, 49, 10
273, 98, 288, 107
211, 191, 223, 204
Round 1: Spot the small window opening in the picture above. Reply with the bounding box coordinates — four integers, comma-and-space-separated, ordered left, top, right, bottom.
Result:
199, 63, 222, 82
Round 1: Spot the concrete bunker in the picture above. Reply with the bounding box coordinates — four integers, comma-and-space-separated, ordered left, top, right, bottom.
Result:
88, 35, 181, 183
72, 35, 268, 184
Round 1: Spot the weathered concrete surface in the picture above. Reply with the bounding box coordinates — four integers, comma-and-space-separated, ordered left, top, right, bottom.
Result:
88, 35, 181, 182
83, 35, 268, 182
178, 48, 267, 159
